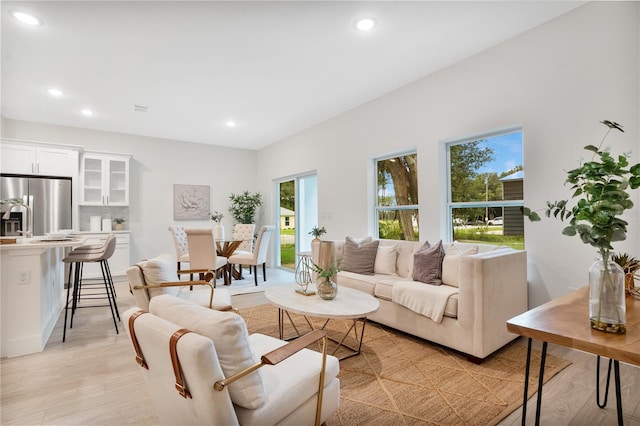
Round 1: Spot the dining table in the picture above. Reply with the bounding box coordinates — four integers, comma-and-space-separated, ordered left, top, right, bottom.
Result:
216, 239, 248, 281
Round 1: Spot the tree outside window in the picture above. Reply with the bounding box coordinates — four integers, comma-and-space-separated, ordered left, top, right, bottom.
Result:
376, 152, 418, 240
447, 130, 524, 249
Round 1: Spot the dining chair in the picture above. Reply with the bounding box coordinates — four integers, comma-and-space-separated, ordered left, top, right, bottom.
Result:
184, 228, 229, 285
228, 225, 274, 285
168, 225, 190, 274
233, 223, 256, 253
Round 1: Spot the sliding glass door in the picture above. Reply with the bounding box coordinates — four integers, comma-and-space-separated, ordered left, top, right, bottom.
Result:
276, 173, 318, 269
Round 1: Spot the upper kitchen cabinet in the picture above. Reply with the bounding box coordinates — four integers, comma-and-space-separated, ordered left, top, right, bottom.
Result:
1, 142, 78, 177
80, 153, 130, 206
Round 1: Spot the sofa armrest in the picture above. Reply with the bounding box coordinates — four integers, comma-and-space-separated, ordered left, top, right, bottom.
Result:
457, 249, 528, 352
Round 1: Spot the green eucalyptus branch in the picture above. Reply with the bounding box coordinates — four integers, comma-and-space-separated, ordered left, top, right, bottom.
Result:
522, 120, 640, 255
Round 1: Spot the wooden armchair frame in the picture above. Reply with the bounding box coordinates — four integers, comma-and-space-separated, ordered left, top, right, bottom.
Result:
132, 270, 220, 309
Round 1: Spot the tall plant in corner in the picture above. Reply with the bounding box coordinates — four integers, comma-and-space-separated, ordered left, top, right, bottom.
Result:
229, 191, 262, 224
523, 120, 640, 334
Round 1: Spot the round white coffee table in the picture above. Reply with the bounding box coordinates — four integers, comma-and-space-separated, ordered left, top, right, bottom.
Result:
265, 283, 379, 360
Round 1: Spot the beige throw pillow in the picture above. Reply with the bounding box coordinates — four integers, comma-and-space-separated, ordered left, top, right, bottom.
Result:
412, 240, 445, 285
374, 244, 397, 275
342, 237, 379, 275
149, 295, 266, 409
442, 245, 478, 287
141, 255, 180, 298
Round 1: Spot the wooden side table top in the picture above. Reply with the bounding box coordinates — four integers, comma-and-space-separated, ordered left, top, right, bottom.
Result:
265, 284, 379, 320
506, 286, 640, 366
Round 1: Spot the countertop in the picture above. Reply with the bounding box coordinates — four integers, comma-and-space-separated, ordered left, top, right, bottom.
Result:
0, 236, 87, 251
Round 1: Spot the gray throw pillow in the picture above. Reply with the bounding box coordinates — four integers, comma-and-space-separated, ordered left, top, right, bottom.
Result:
412, 240, 445, 285
342, 237, 379, 275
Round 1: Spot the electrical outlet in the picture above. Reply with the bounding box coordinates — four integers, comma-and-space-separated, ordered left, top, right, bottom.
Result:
18, 270, 30, 284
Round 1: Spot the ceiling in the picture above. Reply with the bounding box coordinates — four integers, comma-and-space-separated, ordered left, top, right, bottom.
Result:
1, 1, 583, 150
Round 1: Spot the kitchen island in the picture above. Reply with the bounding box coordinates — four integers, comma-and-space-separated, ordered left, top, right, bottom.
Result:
0, 237, 85, 357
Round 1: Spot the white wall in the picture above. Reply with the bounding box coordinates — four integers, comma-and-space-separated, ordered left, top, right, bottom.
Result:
256, 2, 640, 308
1, 120, 259, 263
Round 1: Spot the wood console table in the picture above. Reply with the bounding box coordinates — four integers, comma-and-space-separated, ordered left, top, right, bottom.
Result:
507, 286, 639, 425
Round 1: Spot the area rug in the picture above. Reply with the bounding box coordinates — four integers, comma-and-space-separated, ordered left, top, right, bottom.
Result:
239, 304, 572, 426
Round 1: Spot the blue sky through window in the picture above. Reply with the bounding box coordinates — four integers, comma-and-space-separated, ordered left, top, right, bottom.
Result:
476, 131, 523, 175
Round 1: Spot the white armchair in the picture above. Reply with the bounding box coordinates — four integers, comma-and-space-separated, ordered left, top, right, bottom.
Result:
127, 254, 232, 311
124, 295, 340, 425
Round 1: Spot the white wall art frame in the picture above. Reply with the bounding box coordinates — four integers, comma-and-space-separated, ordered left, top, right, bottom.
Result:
173, 184, 210, 220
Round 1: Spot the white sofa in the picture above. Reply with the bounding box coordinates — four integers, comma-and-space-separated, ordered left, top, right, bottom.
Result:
314, 239, 528, 361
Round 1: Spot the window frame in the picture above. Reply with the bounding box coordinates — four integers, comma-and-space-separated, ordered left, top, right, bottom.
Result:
442, 126, 524, 243
373, 149, 419, 240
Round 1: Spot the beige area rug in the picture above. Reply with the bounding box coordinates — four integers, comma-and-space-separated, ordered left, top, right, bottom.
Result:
240, 304, 572, 426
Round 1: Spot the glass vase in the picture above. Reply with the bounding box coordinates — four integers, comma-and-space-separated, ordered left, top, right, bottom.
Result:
317, 277, 337, 300
589, 254, 626, 334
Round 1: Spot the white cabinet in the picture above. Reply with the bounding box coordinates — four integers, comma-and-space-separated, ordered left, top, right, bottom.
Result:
80, 153, 130, 206
1, 142, 77, 177
79, 233, 131, 278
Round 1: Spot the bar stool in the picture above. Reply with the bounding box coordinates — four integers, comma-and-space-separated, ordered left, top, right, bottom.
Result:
62, 235, 119, 342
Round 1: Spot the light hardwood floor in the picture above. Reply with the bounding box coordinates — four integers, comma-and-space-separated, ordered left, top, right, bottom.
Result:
1, 276, 639, 425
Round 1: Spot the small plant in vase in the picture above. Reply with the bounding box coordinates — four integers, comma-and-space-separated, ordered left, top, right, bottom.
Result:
210, 211, 225, 240
113, 218, 125, 230
310, 260, 342, 300
523, 120, 640, 334
309, 226, 327, 241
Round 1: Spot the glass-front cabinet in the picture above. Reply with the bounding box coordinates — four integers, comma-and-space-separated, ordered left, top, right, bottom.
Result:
80, 153, 130, 205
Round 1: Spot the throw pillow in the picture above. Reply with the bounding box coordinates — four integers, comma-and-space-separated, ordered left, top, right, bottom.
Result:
374, 244, 398, 275
442, 245, 478, 287
412, 240, 445, 285
149, 294, 266, 409
342, 237, 380, 275
141, 255, 180, 298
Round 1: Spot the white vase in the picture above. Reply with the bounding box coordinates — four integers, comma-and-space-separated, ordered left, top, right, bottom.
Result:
213, 225, 225, 241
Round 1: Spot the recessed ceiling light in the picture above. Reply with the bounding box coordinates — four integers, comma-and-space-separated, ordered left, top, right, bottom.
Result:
225, 120, 237, 128
12, 11, 41, 26
48, 88, 63, 97
80, 109, 94, 117
355, 18, 376, 31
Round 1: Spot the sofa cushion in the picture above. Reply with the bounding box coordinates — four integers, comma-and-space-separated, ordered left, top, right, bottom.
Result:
412, 240, 445, 285
442, 244, 478, 288
149, 295, 266, 409
374, 244, 397, 275
141, 255, 180, 298
342, 237, 379, 275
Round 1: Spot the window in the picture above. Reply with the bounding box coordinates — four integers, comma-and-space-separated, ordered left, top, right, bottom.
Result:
375, 151, 419, 240
446, 129, 524, 250
284, 216, 290, 226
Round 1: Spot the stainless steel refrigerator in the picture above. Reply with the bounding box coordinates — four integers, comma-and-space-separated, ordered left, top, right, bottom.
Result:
0, 175, 72, 237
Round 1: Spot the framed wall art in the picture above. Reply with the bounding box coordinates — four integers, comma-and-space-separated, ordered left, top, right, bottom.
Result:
173, 184, 210, 220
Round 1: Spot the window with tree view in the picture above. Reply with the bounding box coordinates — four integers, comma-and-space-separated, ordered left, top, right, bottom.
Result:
376, 152, 418, 240
447, 129, 524, 250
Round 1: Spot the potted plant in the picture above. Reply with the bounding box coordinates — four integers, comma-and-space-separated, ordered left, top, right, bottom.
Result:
523, 120, 640, 334
310, 260, 342, 300
229, 191, 262, 224
113, 218, 126, 231
210, 211, 224, 240
612, 253, 640, 294
309, 226, 326, 241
